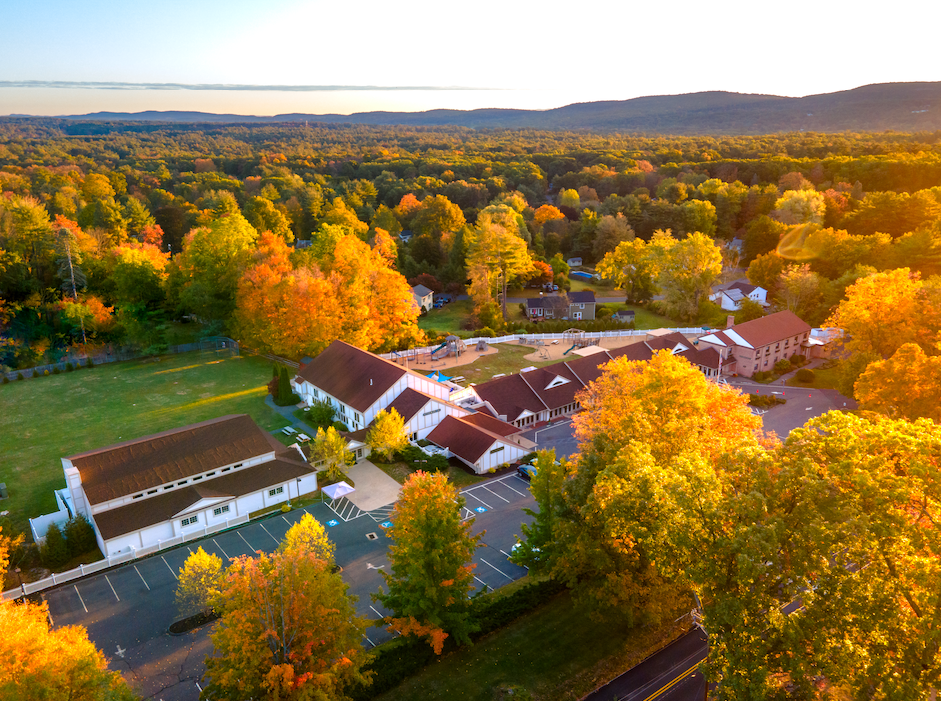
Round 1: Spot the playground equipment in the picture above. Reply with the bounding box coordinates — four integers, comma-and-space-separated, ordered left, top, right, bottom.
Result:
563, 329, 590, 349
476, 339, 488, 352
431, 335, 466, 360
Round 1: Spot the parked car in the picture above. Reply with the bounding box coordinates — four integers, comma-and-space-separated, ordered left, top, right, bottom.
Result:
518, 463, 537, 480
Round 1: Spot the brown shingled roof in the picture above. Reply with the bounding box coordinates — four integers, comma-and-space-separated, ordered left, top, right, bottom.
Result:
473, 373, 545, 423
729, 310, 811, 348
460, 411, 521, 437
69, 415, 277, 505
93, 455, 314, 541
386, 387, 434, 423
427, 415, 508, 464
295, 340, 406, 413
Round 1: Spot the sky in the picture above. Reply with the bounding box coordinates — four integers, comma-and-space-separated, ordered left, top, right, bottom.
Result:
2, 0, 939, 117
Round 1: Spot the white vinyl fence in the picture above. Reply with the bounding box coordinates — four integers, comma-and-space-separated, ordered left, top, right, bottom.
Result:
379, 328, 708, 360
2, 513, 249, 601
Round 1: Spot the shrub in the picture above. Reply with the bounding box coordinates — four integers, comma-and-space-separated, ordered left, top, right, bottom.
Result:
64, 514, 97, 557
796, 368, 815, 382
273, 391, 302, 407
477, 326, 495, 338
86, 357, 94, 367
773, 358, 792, 373
65, 362, 74, 372
332, 421, 349, 432
416, 439, 431, 447
470, 579, 565, 638
16, 372, 24, 381
748, 394, 786, 408
2, 376, 8, 384
307, 399, 336, 428
43, 369, 50, 376
52, 366, 61, 374
41, 522, 69, 568
791, 354, 806, 365
518, 303, 527, 315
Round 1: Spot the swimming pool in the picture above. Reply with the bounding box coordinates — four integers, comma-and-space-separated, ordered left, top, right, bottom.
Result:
570, 271, 592, 281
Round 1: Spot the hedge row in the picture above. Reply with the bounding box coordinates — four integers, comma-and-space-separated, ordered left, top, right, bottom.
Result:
349, 578, 566, 700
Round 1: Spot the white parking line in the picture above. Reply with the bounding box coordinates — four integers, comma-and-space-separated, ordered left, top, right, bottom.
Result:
482, 485, 510, 503
104, 575, 120, 602
364, 634, 376, 647
259, 523, 280, 545
498, 478, 527, 497
238, 531, 256, 553
74, 585, 88, 613
162, 556, 178, 580
134, 565, 150, 591
464, 491, 492, 509
473, 575, 494, 592
213, 538, 230, 560
369, 605, 386, 619
479, 557, 513, 581
282, 516, 292, 527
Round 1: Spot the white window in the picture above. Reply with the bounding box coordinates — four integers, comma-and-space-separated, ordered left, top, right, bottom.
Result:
313, 388, 319, 399
213, 504, 230, 517
269, 486, 284, 497
181, 515, 198, 527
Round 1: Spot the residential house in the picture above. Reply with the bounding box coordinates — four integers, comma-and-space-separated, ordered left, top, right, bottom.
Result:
697, 310, 813, 377
566, 257, 583, 267
709, 280, 768, 311
525, 295, 569, 320
61, 415, 317, 557
612, 309, 635, 324
567, 290, 596, 320
411, 284, 434, 312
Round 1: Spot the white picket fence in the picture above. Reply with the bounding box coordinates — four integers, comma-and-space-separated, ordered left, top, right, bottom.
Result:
380, 328, 708, 360
2, 513, 249, 601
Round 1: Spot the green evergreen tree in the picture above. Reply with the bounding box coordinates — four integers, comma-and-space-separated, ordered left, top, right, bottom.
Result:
42, 522, 69, 568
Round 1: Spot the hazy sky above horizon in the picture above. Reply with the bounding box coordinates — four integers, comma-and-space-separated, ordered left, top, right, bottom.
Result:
2, 0, 938, 116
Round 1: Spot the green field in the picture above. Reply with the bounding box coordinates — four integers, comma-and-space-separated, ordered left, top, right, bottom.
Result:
377, 589, 687, 701
418, 299, 474, 336
0, 351, 291, 535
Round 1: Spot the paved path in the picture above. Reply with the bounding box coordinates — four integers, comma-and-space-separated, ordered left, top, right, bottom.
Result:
264, 395, 306, 429
343, 461, 402, 511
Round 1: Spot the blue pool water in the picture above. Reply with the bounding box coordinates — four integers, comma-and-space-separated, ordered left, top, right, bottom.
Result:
570, 271, 592, 280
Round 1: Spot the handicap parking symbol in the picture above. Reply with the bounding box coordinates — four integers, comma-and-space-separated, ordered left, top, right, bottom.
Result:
326, 519, 339, 527
380, 521, 393, 529
474, 506, 487, 513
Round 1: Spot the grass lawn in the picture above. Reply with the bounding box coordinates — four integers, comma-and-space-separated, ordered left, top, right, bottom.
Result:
372, 459, 484, 489
624, 304, 682, 330
458, 345, 560, 385
786, 361, 842, 391
418, 299, 474, 336
0, 350, 291, 534
376, 589, 689, 701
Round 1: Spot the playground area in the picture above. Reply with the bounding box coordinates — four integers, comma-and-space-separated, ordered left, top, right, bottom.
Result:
388, 329, 695, 378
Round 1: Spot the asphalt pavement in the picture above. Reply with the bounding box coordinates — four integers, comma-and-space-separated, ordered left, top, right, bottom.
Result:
41, 473, 536, 701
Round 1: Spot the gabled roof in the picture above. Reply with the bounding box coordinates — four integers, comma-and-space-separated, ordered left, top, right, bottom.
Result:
295, 340, 406, 412
682, 346, 722, 370
93, 454, 313, 540
728, 280, 760, 295
412, 284, 433, 297
726, 310, 811, 348
526, 296, 568, 311
386, 387, 435, 423
69, 415, 279, 505
517, 363, 584, 411
473, 373, 545, 423
459, 411, 521, 437
427, 415, 514, 464
568, 290, 596, 303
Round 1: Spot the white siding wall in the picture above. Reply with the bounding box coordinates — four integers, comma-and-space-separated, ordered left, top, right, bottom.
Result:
462, 440, 530, 474
63, 461, 88, 518
406, 399, 470, 440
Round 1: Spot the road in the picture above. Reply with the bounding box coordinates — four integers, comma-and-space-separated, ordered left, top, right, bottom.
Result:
40, 473, 536, 701
583, 628, 708, 701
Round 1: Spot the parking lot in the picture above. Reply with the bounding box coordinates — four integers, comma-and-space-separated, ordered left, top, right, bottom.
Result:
40, 473, 536, 701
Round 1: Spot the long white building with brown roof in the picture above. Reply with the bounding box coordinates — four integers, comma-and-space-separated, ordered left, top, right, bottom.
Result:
63, 415, 317, 557
292, 340, 532, 473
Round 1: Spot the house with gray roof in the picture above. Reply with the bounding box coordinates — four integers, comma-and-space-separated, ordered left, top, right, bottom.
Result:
525, 290, 596, 321
709, 280, 768, 311
411, 284, 434, 312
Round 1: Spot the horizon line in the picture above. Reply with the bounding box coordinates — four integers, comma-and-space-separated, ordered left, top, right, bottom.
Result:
0, 80, 497, 92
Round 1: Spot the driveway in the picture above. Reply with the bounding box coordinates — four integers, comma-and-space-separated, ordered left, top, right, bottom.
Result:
522, 419, 579, 460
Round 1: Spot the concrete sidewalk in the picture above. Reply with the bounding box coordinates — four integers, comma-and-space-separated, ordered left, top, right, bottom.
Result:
343, 460, 402, 511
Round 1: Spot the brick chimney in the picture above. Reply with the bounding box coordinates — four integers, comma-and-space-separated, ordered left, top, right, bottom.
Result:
726, 315, 735, 329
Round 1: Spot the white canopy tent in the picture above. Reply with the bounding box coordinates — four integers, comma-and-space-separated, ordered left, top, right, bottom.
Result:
322, 481, 355, 501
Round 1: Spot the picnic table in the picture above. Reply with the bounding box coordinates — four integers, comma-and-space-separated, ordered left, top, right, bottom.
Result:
297, 433, 311, 442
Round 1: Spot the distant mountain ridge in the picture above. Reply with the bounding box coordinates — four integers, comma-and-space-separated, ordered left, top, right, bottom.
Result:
48, 82, 941, 134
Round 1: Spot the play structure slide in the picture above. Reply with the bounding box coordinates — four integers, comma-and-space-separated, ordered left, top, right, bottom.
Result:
430, 341, 449, 358
563, 344, 579, 356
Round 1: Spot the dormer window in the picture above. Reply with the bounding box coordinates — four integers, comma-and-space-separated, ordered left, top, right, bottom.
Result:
545, 375, 570, 390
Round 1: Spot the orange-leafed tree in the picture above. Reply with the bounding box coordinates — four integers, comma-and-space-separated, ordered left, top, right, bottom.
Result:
375, 471, 483, 653
232, 232, 341, 358
855, 342, 941, 422
0, 593, 136, 700
203, 548, 369, 701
